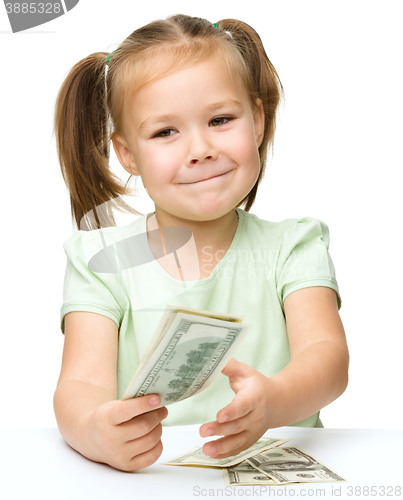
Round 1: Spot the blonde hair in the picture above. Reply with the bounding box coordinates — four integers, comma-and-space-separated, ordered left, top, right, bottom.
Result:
53, 14, 284, 230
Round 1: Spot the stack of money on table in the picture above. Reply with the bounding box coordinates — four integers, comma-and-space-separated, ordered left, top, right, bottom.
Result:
162, 437, 348, 486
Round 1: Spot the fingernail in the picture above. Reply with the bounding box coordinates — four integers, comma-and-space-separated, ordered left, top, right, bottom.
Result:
222, 414, 229, 422
206, 428, 214, 436
149, 396, 159, 406
209, 444, 216, 456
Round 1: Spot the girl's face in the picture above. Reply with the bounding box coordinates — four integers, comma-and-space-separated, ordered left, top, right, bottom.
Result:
113, 54, 264, 223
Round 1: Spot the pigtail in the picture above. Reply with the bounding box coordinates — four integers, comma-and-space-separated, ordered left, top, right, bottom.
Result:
53, 53, 139, 231
217, 19, 285, 211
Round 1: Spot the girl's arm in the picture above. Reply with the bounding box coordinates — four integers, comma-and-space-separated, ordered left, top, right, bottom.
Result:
53, 311, 168, 471
199, 286, 349, 458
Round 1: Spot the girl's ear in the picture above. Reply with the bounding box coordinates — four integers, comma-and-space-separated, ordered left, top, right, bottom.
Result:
112, 134, 140, 176
253, 98, 265, 148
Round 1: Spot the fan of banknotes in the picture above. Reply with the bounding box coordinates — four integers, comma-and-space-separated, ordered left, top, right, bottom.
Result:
162, 437, 348, 486
121, 304, 252, 405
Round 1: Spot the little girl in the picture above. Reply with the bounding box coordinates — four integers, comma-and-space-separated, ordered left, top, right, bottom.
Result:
53, 14, 349, 473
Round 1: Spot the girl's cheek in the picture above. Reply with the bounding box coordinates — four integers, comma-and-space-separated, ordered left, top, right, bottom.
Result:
230, 136, 259, 163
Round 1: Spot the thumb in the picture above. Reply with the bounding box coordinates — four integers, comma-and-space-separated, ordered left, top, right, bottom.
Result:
221, 357, 253, 379
109, 394, 161, 425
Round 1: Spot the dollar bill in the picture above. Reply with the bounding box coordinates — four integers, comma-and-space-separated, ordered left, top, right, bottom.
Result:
121, 305, 251, 405
246, 446, 348, 483
223, 461, 289, 486
161, 437, 290, 468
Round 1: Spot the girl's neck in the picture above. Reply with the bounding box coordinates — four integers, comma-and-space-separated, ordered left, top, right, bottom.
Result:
146, 208, 239, 281
153, 208, 239, 251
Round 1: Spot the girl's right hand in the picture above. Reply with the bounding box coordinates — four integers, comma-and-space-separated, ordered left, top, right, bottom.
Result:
85, 394, 168, 472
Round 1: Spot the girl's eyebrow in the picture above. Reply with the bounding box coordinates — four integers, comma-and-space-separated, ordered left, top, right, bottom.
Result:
138, 99, 243, 131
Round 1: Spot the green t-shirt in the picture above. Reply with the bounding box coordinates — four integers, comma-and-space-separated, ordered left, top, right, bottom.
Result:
60, 208, 341, 428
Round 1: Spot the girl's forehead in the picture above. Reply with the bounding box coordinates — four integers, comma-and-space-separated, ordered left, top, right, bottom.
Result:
124, 47, 249, 104
130, 55, 248, 109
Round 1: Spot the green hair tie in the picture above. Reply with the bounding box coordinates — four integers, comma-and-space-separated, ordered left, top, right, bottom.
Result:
106, 52, 113, 66
213, 23, 219, 28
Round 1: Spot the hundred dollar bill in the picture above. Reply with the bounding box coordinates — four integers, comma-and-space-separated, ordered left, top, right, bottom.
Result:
122, 305, 251, 405
133, 305, 246, 376
161, 437, 290, 468
223, 461, 289, 486
246, 447, 348, 484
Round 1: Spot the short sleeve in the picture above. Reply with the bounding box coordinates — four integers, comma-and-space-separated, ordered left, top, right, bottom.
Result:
276, 217, 342, 313
60, 231, 123, 334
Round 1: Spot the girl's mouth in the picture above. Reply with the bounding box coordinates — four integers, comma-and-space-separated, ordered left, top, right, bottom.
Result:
186, 170, 233, 184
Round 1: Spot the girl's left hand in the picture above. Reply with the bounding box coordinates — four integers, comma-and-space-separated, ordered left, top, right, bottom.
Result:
199, 358, 278, 459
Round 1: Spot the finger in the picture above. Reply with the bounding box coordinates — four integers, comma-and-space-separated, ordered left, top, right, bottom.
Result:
160, 406, 169, 420
118, 406, 168, 441
202, 430, 250, 458
127, 439, 164, 472
127, 419, 163, 450
110, 426, 164, 472
206, 442, 252, 460
216, 391, 256, 424
200, 411, 251, 438
109, 394, 161, 425
199, 394, 253, 437
221, 357, 252, 378
127, 424, 163, 468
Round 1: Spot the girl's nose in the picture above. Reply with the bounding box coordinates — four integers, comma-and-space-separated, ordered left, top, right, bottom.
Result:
190, 154, 213, 165
187, 132, 218, 165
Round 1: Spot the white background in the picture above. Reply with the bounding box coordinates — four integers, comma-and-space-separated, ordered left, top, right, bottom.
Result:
0, 0, 402, 429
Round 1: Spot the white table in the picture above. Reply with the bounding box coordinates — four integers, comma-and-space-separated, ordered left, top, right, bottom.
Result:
1, 426, 402, 499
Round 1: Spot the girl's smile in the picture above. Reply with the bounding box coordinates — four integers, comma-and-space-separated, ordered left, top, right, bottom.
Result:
179, 168, 235, 184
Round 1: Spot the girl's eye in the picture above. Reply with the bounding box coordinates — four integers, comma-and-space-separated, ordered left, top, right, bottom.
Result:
153, 128, 177, 138
152, 117, 233, 137
210, 116, 233, 127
